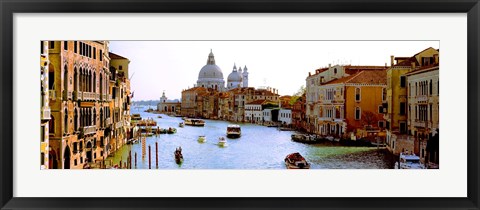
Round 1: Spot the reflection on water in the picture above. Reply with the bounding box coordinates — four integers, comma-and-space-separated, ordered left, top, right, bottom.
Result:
106, 109, 394, 169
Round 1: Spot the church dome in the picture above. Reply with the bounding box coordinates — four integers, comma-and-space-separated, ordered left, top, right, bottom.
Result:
197, 50, 224, 80
227, 69, 242, 82
198, 64, 224, 79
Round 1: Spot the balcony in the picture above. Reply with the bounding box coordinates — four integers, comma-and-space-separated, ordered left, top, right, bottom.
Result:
96, 93, 100, 100
82, 125, 96, 135
413, 120, 431, 128
48, 90, 56, 100
417, 95, 428, 102
41, 107, 51, 121
82, 92, 96, 101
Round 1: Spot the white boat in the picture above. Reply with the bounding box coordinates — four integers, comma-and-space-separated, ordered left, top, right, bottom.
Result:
184, 118, 205, 127
218, 137, 228, 147
226, 124, 241, 138
198, 135, 207, 143
395, 152, 426, 169
179, 122, 185, 128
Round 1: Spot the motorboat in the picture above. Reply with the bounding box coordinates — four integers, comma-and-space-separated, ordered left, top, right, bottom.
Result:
167, 127, 177, 134
198, 135, 207, 143
226, 124, 241, 138
174, 147, 183, 164
284, 152, 310, 169
218, 137, 228, 147
131, 114, 142, 121
395, 152, 425, 169
179, 122, 185, 128
184, 118, 205, 127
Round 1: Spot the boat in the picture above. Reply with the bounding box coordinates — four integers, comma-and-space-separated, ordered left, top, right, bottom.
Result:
198, 135, 207, 143
167, 127, 177, 134
395, 152, 426, 169
291, 134, 318, 143
179, 122, 185, 128
226, 124, 241, 138
218, 137, 228, 147
157, 115, 162, 118
131, 114, 142, 121
174, 147, 183, 164
184, 118, 205, 126
284, 152, 310, 169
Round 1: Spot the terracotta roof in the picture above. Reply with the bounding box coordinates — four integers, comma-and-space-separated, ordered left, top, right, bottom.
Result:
393, 47, 438, 67
323, 70, 386, 85
109, 52, 129, 60
405, 63, 439, 75
183, 87, 207, 92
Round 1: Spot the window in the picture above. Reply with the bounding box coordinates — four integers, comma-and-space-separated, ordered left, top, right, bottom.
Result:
430, 79, 433, 95
93, 47, 96, 59
119, 65, 123, 70
400, 76, 406, 88
382, 88, 386, 101
400, 102, 406, 115
334, 68, 337, 74
74, 41, 77, 53
40, 41, 44, 54
41, 153, 45, 165
355, 88, 361, 101
378, 105, 383, 113
100, 50, 103, 61
49, 41, 55, 49
64, 41, 68, 50
399, 122, 407, 134
355, 107, 361, 120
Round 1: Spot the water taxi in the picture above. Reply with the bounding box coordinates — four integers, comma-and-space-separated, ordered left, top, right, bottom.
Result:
184, 118, 206, 127
218, 137, 228, 147
226, 124, 241, 138
284, 152, 310, 169
395, 152, 425, 169
198, 135, 207, 143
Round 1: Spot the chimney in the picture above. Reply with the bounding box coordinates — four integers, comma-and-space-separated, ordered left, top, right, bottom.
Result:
309, 72, 311, 76
434, 54, 439, 64
390, 56, 394, 67
385, 62, 387, 68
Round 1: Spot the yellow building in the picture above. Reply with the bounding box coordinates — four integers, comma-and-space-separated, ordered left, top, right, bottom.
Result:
384, 47, 439, 155
46, 41, 112, 169
40, 41, 50, 169
318, 69, 386, 138
109, 52, 132, 154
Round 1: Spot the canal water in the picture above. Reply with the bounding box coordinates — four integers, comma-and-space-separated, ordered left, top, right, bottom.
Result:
107, 107, 395, 169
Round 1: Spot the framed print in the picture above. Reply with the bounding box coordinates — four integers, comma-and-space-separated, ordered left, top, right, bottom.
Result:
1, 0, 479, 209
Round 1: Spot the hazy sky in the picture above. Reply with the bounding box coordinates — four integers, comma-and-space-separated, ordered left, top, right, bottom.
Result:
109, 41, 439, 101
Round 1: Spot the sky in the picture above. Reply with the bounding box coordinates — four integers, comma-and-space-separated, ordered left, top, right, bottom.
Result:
109, 41, 439, 101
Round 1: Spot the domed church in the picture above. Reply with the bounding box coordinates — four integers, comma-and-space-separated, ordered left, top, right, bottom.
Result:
227, 64, 249, 90
197, 50, 226, 91
196, 50, 249, 91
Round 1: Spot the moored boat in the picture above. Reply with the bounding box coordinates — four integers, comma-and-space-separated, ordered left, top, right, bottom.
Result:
174, 147, 183, 164
226, 124, 241, 138
198, 135, 207, 143
285, 152, 310, 169
218, 137, 228, 147
167, 127, 177, 134
184, 118, 206, 127
179, 122, 185, 128
395, 152, 425, 169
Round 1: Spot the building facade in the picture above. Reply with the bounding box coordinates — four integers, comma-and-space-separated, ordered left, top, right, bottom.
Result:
42, 41, 130, 169
157, 91, 181, 114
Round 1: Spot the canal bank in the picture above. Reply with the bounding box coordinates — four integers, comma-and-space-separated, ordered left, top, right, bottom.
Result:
106, 108, 395, 169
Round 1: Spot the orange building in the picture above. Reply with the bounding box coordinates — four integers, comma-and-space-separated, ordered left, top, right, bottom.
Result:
318, 69, 387, 138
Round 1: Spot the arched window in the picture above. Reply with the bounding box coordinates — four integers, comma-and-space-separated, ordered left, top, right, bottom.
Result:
93, 108, 96, 126
100, 108, 103, 128
355, 87, 361, 101
74, 108, 78, 131
64, 108, 68, 134
430, 79, 433, 95
93, 73, 96, 93
74, 67, 78, 92
64, 64, 68, 95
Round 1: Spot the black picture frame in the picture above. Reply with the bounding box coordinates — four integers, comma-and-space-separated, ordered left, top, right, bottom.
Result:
1, 0, 479, 209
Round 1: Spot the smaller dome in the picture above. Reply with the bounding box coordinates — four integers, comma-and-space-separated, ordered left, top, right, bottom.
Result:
227, 70, 242, 82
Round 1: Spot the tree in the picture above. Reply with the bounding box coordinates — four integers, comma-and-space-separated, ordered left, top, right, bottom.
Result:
289, 85, 306, 105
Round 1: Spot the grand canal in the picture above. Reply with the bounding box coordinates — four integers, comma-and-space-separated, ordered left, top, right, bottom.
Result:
106, 108, 395, 169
